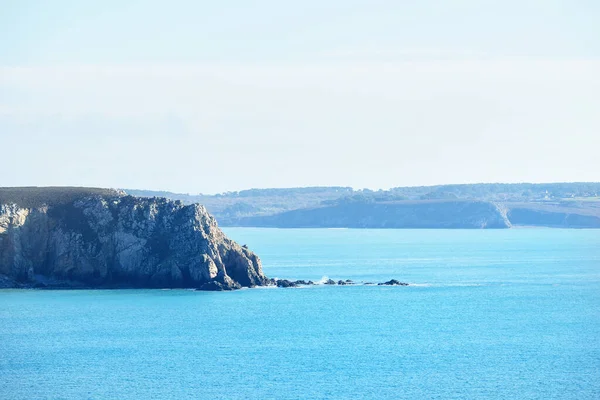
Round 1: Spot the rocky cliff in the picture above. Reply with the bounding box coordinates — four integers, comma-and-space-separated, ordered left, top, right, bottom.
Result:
0, 188, 267, 290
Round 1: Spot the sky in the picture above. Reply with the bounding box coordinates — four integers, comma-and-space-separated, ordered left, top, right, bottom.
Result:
1, 0, 599, 194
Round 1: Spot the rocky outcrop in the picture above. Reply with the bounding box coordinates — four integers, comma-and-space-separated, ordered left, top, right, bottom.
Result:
378, 279, 409, 286
269, 278, 406, 287
275, 279, 297, 288
0, 191, 267, 290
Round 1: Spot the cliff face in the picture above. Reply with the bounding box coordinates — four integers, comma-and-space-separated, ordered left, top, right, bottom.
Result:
232, 200, 512, 229
507, 206, 600, 228
0, 194, 267, 290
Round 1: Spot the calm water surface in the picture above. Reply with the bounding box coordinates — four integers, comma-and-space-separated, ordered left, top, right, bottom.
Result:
1, 228, 599, 399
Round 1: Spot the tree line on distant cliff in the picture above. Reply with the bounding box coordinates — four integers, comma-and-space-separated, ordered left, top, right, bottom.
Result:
127, 183, 600, 208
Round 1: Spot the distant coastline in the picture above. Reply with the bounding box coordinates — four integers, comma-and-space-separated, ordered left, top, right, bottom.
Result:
126, 183, 600, 229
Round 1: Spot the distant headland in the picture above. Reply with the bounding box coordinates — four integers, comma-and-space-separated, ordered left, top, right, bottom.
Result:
126, 183, 600, 229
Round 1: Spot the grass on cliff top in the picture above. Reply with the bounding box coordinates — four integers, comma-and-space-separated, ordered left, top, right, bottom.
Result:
0, 187, 121, 208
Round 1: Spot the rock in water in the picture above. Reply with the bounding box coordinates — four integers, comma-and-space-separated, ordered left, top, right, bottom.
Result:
378, 279, 409, 286
0, 189, 267, 290
275, 279, 298, 288
293, 280, 314, 286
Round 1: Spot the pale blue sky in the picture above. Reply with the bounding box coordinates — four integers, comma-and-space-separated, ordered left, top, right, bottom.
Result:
1, 0, 599, 193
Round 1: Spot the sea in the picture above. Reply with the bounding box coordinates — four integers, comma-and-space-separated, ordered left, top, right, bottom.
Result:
1, 228, 599, 399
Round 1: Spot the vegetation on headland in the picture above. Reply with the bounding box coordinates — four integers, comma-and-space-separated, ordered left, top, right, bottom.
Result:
0, 187, 122, 208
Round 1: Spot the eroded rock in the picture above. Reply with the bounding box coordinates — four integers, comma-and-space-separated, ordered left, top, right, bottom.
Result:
0, 191, 267, 290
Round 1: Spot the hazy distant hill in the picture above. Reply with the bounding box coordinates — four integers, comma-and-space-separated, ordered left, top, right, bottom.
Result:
125, 183, 600, 229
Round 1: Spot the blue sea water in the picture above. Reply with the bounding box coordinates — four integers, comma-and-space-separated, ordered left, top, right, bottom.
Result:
1, 228, 599, 399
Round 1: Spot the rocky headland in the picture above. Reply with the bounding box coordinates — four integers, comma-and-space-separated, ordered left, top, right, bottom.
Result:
0, 187, 267, 290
